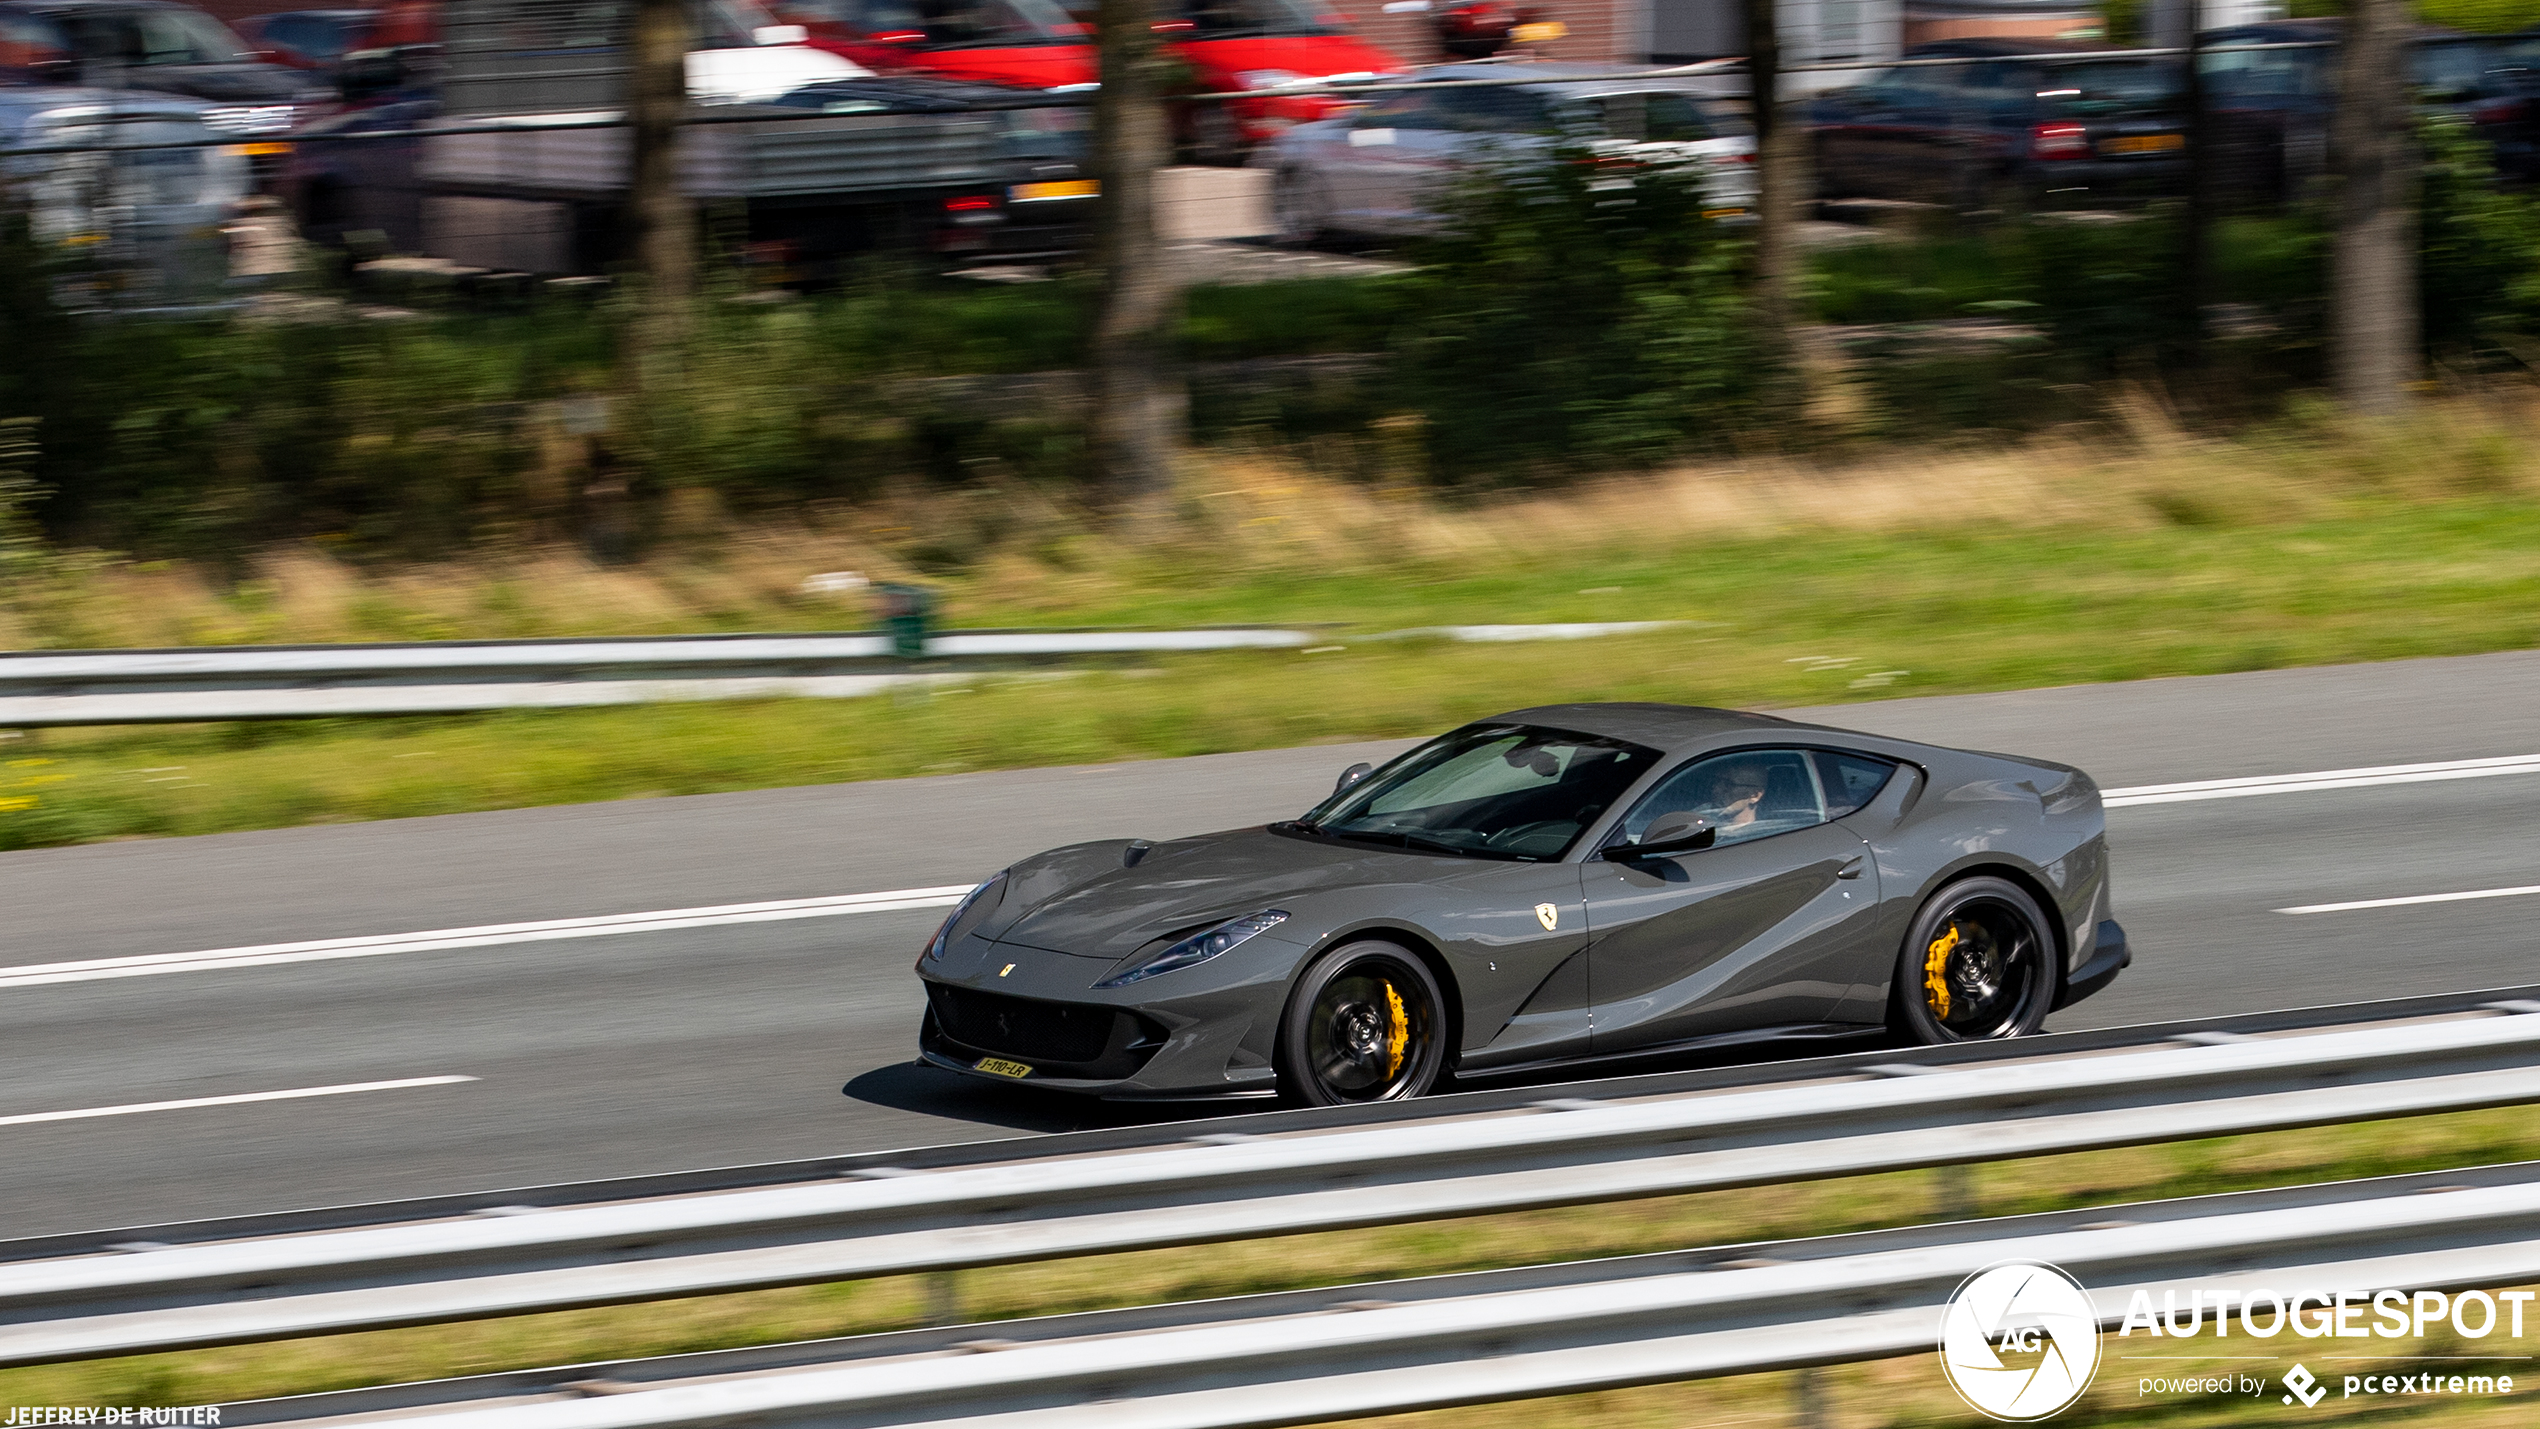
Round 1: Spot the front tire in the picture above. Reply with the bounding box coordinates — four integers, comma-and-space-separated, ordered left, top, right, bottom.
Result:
1892, 877, 2056, 1043
1271, 167, 1330, 249
1276, 941, 1448, 1105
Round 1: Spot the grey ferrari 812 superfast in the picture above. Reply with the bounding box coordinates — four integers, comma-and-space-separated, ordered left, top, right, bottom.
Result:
915, 703, 2127, 1105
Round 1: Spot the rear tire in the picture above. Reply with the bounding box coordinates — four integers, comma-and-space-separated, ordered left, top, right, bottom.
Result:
1276, 941, 1448, 1105
1891, 877, 2057, 1044
1271, 167, 1330, 248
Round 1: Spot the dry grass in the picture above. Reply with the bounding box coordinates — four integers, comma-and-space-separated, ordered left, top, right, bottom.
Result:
11, 391, 2538, 652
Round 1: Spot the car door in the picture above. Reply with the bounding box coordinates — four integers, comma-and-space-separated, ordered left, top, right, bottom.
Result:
1327, 88, 1443, 230
1581, 747, 1886, 1054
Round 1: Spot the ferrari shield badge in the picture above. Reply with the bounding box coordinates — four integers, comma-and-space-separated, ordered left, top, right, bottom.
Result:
1535, 903, 1559, 932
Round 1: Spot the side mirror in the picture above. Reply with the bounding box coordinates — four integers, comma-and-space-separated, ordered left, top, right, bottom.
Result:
1611, 814, 1714, 859
1334, 761, 1373, 794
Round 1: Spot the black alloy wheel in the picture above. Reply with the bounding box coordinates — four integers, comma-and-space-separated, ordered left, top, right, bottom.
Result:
1277, 941, 1449, 1105
1892, 876, 2056, 1043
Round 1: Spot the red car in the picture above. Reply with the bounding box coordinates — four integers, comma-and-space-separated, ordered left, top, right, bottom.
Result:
775, 0, 1406, 161
773, 0, 1097, 89
1163, 0, 1409, 160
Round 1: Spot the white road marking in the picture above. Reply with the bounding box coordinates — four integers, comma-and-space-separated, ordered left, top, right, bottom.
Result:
0, 886, 977, 990
0, 1076, 476, 1128
2277, 884, 2540, 916
2105, 754, 2540, 808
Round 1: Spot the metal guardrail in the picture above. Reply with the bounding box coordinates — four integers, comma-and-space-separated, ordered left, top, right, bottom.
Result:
0, 623, 1682, 725
10, 992, 2540, 1366
220, 1156, 2540, 1427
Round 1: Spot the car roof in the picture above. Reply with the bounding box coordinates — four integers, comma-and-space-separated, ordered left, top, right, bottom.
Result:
1479, 702, 1800, 753
1902, 37, 2120, 58
1415, 60, 1738, 95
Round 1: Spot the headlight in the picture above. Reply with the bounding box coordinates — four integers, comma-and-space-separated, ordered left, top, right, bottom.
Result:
202, 105, 299, 136
917, 872, 1007, 968
1096, 910, 1289, 988
1235, 69, 1305, 90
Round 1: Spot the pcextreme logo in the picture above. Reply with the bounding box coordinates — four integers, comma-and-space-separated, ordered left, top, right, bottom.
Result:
1939, 1261, 2102, 1421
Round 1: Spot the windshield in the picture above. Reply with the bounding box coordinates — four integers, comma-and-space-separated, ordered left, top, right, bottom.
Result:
1299, 723, 1658, 861
780, 0, 1082, 47
2042, 60, 2182, 116
1174, 0, 1342, 41
64, 8, 254, 66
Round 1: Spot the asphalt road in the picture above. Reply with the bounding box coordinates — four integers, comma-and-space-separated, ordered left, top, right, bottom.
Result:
8, 650, 2540, 1237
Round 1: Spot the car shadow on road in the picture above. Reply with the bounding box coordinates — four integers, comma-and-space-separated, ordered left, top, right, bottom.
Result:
843, 1061, 1249, 1136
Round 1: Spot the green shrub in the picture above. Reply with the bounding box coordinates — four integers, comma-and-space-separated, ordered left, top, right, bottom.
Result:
1389, 151, 1762, 478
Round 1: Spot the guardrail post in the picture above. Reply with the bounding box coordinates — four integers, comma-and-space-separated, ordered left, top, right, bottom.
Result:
1793, 1365, 1831, 1429
923, 1270, 962, 1328
1934, 1162, 1976, 1219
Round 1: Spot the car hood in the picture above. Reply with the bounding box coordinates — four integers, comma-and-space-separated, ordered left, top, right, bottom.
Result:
893, 47, 1097, 89
991, 825, 1411, 961
1176, 34, 1407, 83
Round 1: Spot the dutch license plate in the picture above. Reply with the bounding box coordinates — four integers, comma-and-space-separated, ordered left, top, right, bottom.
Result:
1009, 179, 1100, 202
2100, 134, 2184, 156
1512, 20, 1566, 39
236, 143, 293, 157
974, 1056, 1034, 1079
1702, 206, 1751, 219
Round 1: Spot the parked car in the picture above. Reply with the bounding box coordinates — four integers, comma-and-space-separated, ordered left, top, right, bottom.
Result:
1808, 40, 2188, 210
771, 0, 1097, 91
0, 82, 256, 310
0, 1, 80, 80
1, 0, 330, 183
769, 74, 1096, 262
1165, 0, 1410, 162
1258, 63, 1756, 243
231, 7, 374, 72
2198, 20, 2520, 202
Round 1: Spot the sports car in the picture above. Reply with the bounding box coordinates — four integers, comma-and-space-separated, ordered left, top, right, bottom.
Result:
915, 703, 2129, 1105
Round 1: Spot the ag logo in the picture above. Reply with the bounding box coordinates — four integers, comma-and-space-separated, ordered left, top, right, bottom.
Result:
1939, 1261, 2101, 1421
1534, 903, 1559, 931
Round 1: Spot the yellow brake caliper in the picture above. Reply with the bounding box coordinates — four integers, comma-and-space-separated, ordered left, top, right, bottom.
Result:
1383, 982, 1410, 1077
1924, 923, 1961, 1020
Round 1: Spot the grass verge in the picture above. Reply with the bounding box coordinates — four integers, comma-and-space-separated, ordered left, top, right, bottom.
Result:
3, 1106, 2537, 1417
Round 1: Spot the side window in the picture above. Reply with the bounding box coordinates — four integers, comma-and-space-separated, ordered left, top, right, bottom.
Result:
1813, 750, 1900, 819
1642, 93, 1713, 141
1356, 90, 1449, 130
1618, 749, 1826, 848
1440, 87, 1555, 134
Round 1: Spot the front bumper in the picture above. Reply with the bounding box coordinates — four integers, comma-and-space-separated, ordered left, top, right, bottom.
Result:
2052, 918, 2130, 1011
913, 930, 1302, 1096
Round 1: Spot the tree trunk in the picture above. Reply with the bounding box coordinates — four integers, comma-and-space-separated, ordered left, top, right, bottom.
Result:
2177, 6, 2206, 358
627, 0, 693, 354
1089, 0, 1182, 504
2330, 0, 2415, 414
1743, 0, 1802, 398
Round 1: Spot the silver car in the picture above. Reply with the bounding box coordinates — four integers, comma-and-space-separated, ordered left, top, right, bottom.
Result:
1, 86, 255, 312
1257, 62, 1758, 243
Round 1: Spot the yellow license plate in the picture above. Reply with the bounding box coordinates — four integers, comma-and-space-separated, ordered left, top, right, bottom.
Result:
2099, 134, 2183, 156
1702, 206, 1751, 219
974, 1056, 1034, 1079
236, 142, 294, 157
1512, 20, 1566, 39
1009, 179, 1099, 202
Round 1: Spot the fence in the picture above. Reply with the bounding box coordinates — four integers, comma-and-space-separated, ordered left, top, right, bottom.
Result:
10, 985, 2540, 1370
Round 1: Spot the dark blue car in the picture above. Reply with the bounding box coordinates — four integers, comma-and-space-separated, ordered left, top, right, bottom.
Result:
1808, 39, 2189, 210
